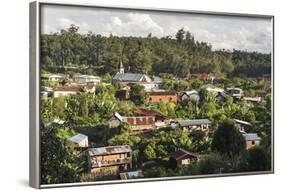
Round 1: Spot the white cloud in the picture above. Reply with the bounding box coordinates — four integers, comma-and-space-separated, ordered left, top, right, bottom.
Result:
105, 13, 164, 37
41, 5, 272, 53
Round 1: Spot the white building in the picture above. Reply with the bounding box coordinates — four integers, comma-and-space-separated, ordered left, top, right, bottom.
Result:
73, 74, 101, 84
112, 60, 161, 91
42, 74, 63, 82
53, 84, 95, 98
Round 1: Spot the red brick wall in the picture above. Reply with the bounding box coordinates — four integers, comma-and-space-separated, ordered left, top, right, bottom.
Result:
149, 95, 177, 103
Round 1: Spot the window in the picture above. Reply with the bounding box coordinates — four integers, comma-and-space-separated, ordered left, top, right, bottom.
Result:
252, 141, 255, 145
182, 158, 190, 165
149, 97, 152, 102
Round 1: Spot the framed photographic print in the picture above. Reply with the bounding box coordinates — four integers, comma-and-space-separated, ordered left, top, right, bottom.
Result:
29, 1, 274, 188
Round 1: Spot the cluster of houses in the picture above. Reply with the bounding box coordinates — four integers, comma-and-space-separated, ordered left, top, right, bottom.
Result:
41, 74, 100, 98
42, 61, 264, 180
41, 60, 264, 106
62, 104, 261, 180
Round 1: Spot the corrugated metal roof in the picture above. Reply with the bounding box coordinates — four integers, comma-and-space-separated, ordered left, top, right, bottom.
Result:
234, 119, 252, 126
170, 149, 198, 160
183, 90, 198, 95
113, 73, 151, 82
114, 112, 123, 121
243, 133, 261, 141
88, 145, 132, 156
68, 133, 88, 144
178, 119, 211, 127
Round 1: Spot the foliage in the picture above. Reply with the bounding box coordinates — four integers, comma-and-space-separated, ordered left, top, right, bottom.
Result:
41, 127, 83, 184
245, 147, 271, 171
41, 26, 271, 78
212, 119, 245, 158
129, 84, 148, 105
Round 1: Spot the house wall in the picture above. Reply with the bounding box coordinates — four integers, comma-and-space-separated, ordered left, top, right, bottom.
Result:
78, 139, 88, 147
53, 91, 77, 98
148, 95, 177, 103
108, 117, 122, 128
123, 116, 155, 132
245, 140, 260, 150
182, 124, 209, 133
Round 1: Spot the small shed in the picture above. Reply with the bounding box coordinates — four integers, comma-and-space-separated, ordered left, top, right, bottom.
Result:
177, 119, 211, 133
233, 119, 253, 133
180, 90, 200, 104
108, 112, 123, 128
170, 149, 198, 167
120, 170, 144, 180
243, 133, 261, 150
68, 133, 88, 148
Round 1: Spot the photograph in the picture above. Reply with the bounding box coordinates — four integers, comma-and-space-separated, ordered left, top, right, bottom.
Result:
38, 3, 273, 186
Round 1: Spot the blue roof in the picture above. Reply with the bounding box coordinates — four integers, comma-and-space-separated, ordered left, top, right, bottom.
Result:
243, 133, 261, 141
113, 73, 150, 82
178, 119, 211, 127
68, 133, 88, 144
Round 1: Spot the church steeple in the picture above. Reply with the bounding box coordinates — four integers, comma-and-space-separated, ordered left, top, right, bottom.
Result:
119, 58, 124, 74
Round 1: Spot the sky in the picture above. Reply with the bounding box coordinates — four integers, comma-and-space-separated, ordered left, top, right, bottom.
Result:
41, 4, 273, 53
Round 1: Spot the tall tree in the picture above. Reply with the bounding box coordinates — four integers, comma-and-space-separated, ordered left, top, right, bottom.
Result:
212, 119, 245, 158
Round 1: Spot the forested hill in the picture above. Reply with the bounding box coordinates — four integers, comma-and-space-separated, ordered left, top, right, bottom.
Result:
41, 24, 271, 78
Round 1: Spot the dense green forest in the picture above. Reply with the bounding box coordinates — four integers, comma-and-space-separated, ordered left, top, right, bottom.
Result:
41, 24, 271, 78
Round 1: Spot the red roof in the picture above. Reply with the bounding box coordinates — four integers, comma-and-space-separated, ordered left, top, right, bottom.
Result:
54, 86, 81, 92
149, 91, 177, 96
189, 73, 213, 80
54, 84, 94, 92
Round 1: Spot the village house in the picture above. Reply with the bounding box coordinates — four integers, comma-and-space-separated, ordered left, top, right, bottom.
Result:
170, 149, 198, 167
243, 133, 262, 150
73, 74, 101, 84
216, 91, 228, 102
87, 145, 132, 176
206, 86, 224, 94
115, 89, 130, 101
226, 87, 243, 99
148, 91, 177, 104
174, 119, 211, 133
188, 73, 215, 82
120, 170, 144, 180
133, 108, 168, 128
242, 96, 262, 103
233, 119, 253, 133
108, 112, 156, 133
179, 90, 200, 104
41, 74, 63, 82
53, 84, 95, 97
112, 60, 161, 91
68, 133, 89, 156
68, 133, 89, 148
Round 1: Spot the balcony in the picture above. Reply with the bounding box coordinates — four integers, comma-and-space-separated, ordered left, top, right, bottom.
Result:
91, 158, 131, 168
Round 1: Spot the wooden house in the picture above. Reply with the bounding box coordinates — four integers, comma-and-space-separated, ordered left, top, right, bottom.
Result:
68, 133, 88, 148
180, 90, 200, 104
243, 133, 261, 150
53, 84, 95, 97
87, 145, 132, 175
170, 149, 198, 167
108, 112, 156, 133
175, 119, 211, 133
148, 91, 177, 104
133, 108, 168, 128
